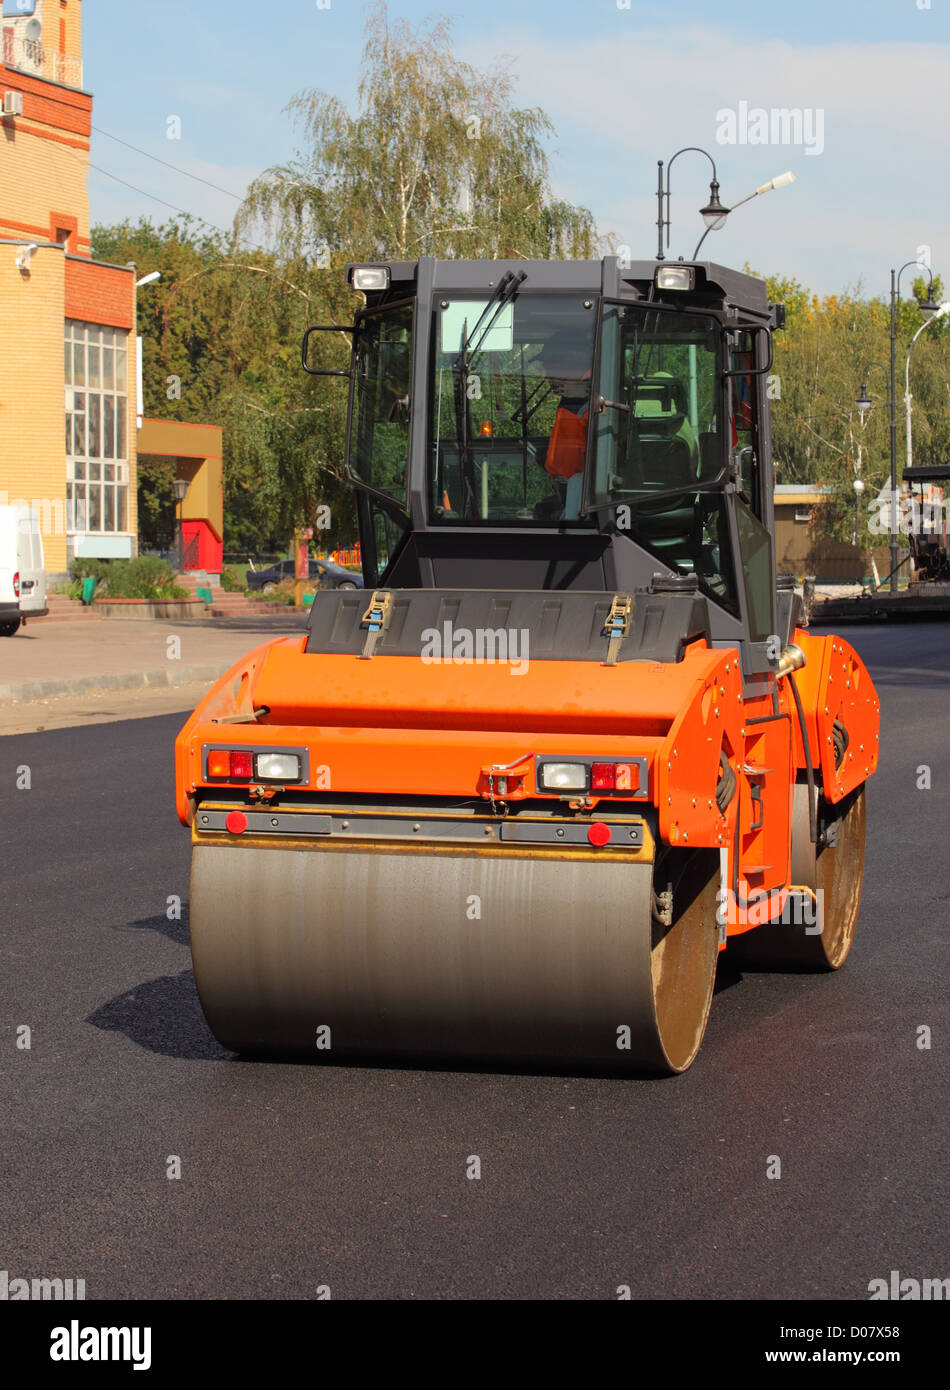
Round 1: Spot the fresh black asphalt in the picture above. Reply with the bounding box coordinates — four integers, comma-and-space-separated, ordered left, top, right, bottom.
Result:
0, 623, 947, 1299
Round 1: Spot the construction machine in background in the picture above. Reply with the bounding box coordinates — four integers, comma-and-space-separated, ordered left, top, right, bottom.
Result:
174, 255, 880, 1073
816, 463, 950, 619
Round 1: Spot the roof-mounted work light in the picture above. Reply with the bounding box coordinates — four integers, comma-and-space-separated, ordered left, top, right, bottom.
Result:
350, 267, 390, 291
655, 265, 696, 292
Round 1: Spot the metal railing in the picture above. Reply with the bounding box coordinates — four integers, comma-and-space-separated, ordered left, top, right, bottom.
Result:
180, 534, 201, 571
2, 33, 83, 89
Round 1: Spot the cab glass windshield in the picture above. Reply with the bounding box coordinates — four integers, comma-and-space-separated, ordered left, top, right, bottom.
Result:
429, 294, 596, 524
591, 303, 739, 614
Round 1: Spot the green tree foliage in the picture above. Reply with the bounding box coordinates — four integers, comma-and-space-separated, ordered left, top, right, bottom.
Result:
91, 218, 357, 550
753, 266, 950, 546
93, 2, 950, 569
239, 1, 596, 263
136, 456, 177, 551
93, 4, 595, 557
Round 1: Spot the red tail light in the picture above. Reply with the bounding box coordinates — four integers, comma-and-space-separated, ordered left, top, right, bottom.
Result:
207, 749, 253, 780
13, 571, 19, 599
591, 761, 640, 793
230, 751, 254, 779
203, 746, 305, 783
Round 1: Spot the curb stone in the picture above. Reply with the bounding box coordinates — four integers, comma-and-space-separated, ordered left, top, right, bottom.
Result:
0, 663, 231, 704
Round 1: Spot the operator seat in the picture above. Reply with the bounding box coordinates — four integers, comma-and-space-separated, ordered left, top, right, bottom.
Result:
619, 436, 700, 566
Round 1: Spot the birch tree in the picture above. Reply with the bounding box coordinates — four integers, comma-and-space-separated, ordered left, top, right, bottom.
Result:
239, 1, 595, 264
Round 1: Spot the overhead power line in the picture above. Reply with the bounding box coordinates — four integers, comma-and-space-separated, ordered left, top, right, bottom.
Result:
88, 161, 238, 242
11, 114, 282, 256
91, 125, 244, 202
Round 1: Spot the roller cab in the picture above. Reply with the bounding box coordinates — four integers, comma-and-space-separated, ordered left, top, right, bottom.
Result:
175, 256, 880, 1072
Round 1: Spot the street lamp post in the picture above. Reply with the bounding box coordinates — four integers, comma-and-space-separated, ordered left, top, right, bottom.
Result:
655, 150, 795, 262
127, 266, 162, 430
172, 478, 189, 573
856, 361, 889, 423
886, 263, 939, 591
852, 477, 865, 548
856, 363, 892, 579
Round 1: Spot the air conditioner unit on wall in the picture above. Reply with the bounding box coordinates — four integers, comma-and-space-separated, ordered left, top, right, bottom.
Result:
2, 91, 23, 117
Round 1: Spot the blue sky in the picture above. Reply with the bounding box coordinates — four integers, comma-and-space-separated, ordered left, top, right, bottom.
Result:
80, 0, 950, 296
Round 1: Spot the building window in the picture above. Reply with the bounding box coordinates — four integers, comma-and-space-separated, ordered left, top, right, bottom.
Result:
65, 320, 129, 533
794, 506, 812, 523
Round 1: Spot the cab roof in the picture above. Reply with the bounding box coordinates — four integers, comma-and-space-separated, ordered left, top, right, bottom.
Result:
344, 256, 772, 319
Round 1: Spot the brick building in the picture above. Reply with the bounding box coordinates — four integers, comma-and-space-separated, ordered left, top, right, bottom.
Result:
1, 0, 223, 577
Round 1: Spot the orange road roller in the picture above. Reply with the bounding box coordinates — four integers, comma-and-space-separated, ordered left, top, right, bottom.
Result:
175, 256, 880, 1072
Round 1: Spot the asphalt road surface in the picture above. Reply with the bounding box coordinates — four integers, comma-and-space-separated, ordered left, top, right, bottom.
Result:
1, 623, 947, 1301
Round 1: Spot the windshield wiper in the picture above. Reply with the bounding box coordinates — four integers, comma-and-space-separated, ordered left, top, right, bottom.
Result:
511, 374, 556, 427
451, 271, 527, 517
453, 269, 526, 368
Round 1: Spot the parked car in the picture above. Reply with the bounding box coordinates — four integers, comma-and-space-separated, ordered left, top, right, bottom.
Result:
0, 506, 48, 636
245, 557, 364, 593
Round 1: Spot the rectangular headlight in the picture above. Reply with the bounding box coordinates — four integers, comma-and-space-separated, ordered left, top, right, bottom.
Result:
254, 752, 302, 782
655, 266, 695, 292
539, 762, 588, 792
351, 267, 390, 291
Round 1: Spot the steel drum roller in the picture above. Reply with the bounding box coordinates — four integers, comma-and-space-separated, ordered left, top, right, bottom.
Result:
189, 840, 720, 1072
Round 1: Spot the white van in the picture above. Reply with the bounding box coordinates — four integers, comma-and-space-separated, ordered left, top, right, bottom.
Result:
0, 506, 48, 636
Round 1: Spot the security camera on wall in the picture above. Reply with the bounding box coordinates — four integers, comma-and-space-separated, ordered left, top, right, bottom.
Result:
15, 243, 38, 271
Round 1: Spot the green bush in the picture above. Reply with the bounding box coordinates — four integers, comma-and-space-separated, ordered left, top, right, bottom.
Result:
219, 566, 246, 593
68, 556, 188, 600
70, 557, 112, 584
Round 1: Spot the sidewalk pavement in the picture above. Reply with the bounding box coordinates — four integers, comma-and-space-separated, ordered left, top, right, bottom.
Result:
0, 614, 307, 703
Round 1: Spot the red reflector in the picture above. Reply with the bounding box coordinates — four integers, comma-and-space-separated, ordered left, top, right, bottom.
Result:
591, 762, 615, 791
230, 751, 253, 779
225, 810, 248, 835
615, 762, 638, 792
588, 822, 611, 847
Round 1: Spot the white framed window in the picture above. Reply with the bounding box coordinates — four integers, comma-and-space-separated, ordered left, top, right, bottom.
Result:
65, 319, 129, 533
794, 506, 812, 523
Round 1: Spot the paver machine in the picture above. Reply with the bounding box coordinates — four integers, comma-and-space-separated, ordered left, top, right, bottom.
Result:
175, 255, 880, 1073
902, 465, 950, 583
